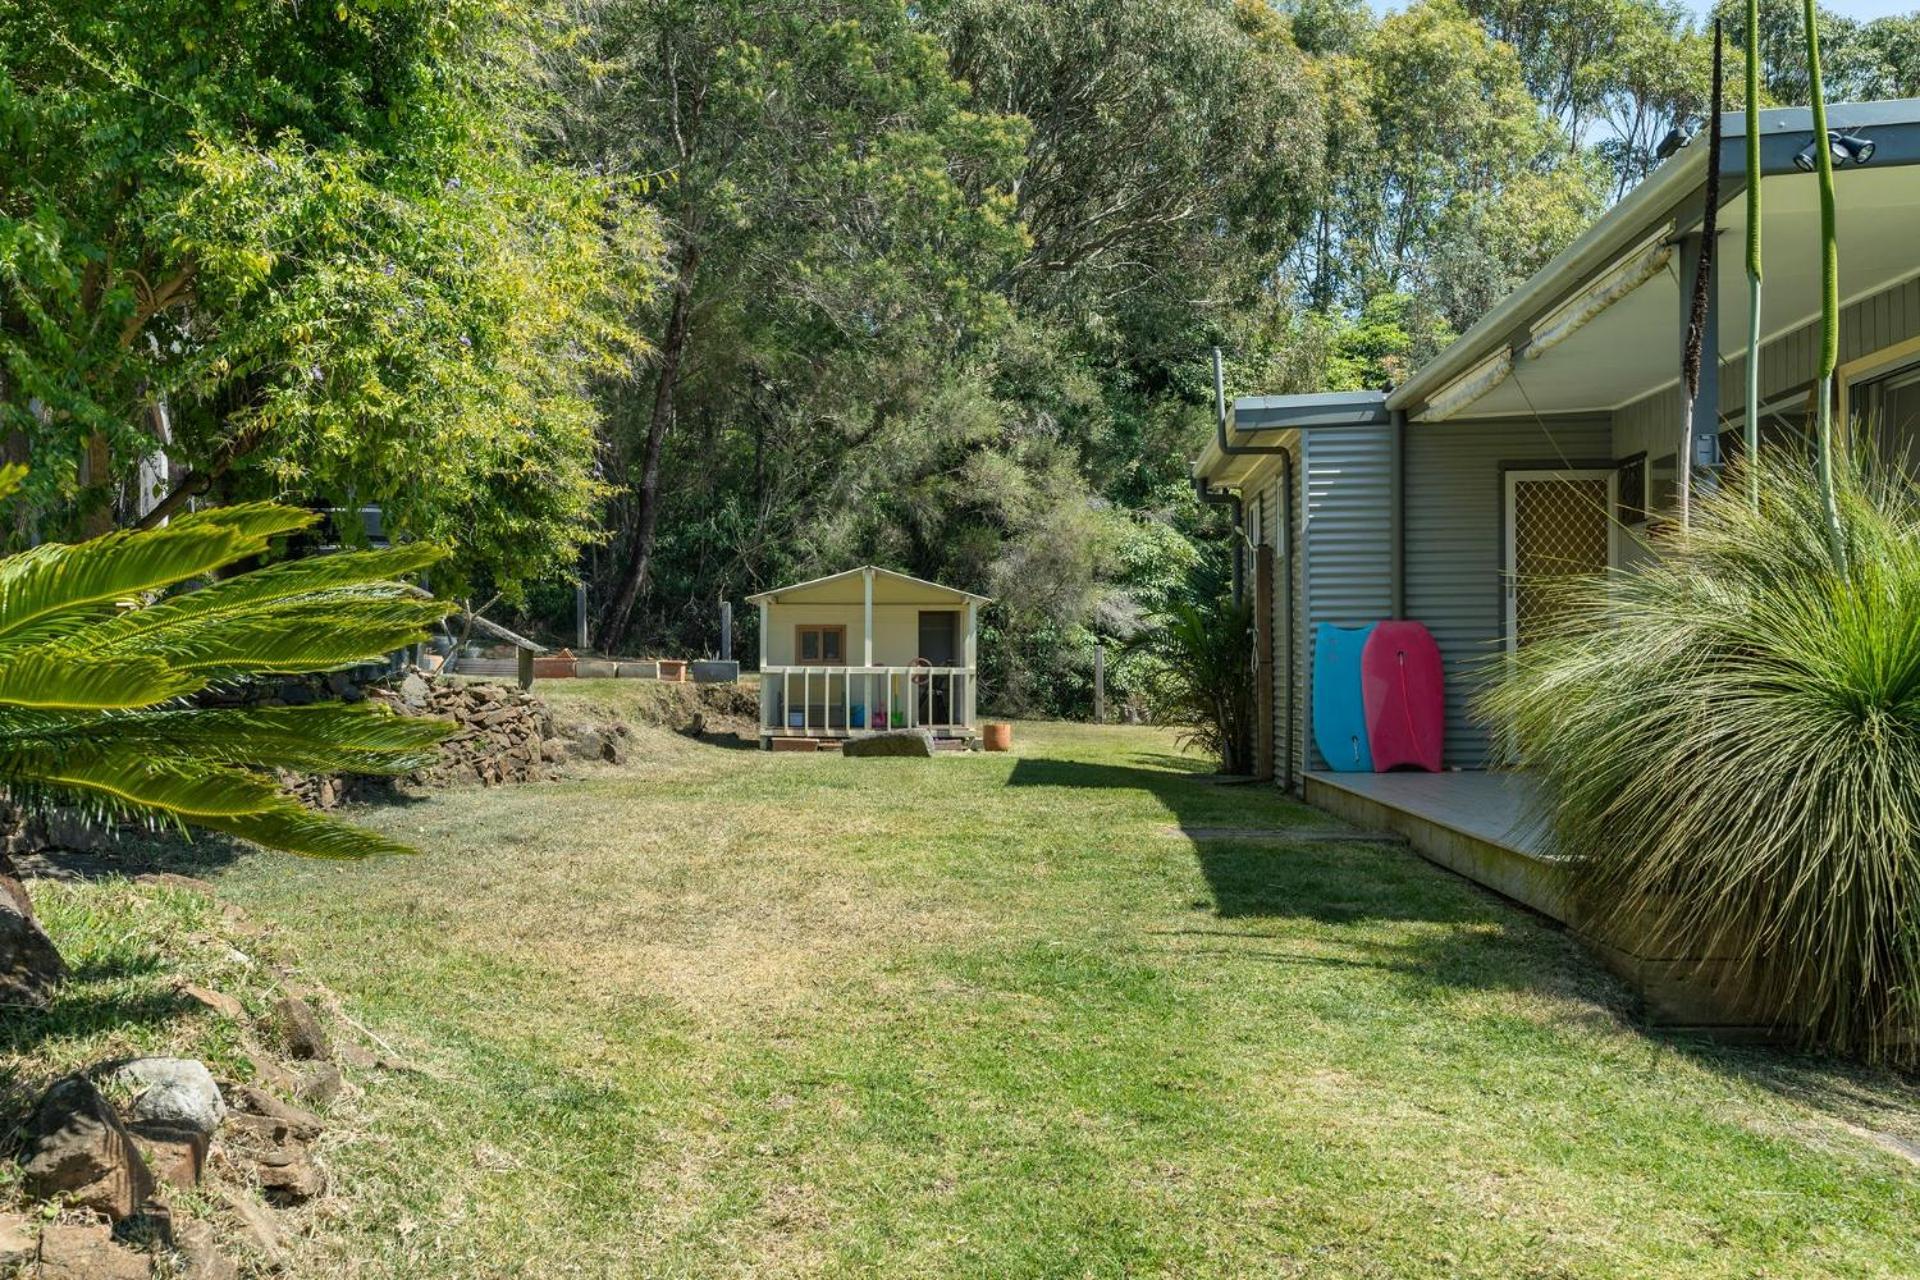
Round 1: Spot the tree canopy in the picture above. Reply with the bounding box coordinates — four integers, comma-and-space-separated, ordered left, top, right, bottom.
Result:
7, 0, 1920, 716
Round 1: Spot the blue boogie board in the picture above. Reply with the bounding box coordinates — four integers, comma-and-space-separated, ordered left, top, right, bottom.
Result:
1313, 623, 1375, 772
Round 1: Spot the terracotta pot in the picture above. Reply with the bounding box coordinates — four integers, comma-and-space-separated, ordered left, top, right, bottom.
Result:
982, 722, 1013, 752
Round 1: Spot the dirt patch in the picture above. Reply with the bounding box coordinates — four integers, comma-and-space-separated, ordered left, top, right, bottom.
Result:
542, 679, 762, 744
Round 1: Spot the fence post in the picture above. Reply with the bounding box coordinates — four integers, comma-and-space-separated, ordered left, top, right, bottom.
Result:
1093, 643, 1106, 724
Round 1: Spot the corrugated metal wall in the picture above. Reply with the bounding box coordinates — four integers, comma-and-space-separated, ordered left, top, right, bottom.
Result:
1403, 416, 1614, 769
1301, 425, 1395, 771
1614, 275, 1920, 458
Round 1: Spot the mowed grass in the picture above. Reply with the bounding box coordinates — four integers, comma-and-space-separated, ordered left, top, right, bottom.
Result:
181, 716, 1918, 1278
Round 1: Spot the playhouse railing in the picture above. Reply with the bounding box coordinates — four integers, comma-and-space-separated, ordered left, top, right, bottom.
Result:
762, 665, 973, 736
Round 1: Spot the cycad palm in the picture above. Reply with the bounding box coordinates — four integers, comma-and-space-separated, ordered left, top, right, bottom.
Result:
0, 465, 452, 863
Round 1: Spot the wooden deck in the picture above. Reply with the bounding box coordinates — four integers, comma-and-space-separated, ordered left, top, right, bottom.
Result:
1303, 769, 1776, 1038
1303, 771, 1569, 921
1304, 771, 1550, 855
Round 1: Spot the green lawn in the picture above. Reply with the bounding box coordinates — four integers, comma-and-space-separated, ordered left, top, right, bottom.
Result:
26, 715, 1920, 1277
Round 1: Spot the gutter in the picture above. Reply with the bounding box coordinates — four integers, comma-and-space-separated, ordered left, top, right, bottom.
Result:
1197, 348, 1290, 606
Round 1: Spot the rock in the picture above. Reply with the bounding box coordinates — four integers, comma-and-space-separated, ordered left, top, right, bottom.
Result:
224, 1086, 324, 1140
242, 1044, 303, 1097
397, 671, 432, 708
35, 1223, 151, 1280
218, 1190, 286, 1271
0, 1211, 35, 1268
842, 729, 936, 758
333, 1040, 378, 1069
20, 1075, 156, 1220
178, 983, 245, 1021
271, 996, 332, 1061
294, 1062, 343, 1107
1, 852, 67, 1007
129, 1122, 208, 1190
560, 726, 605, 761
255, 1143, 325, 1204
175, 1221, 240, 1280
105, 1058, 227, 1136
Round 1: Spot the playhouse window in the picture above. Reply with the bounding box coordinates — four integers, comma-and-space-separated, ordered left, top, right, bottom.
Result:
796, 625, 846, 665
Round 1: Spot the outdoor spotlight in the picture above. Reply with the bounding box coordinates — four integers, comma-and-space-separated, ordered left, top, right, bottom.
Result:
1655, 127, 1689, 160
1834, 132, 1877, 165
1796, 131, 1878, 172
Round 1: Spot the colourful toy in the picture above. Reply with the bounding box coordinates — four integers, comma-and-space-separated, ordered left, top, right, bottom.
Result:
1361, 621, 1445, 773
1312, 623, 1375, 772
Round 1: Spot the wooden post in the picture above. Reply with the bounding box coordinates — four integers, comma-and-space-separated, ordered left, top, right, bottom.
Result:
516, 646, 534, 691
862, 568, 874, 667
1098, 644, 1113, 725
1254, 544, 1276, 781
964, 601, 978, 728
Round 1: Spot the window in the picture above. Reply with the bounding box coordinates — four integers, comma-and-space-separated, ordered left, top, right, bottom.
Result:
1852, 360, 1920, 477
795, 624, 846, 665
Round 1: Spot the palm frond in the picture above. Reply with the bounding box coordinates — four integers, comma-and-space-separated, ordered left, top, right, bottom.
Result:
1, 703, 451, 776
196, 803, 421, 860
0, 647, 201, 710
0, 504, 316, 651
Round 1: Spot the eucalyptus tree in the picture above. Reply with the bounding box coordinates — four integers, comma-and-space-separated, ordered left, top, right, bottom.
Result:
561, 0, 1027, 650
1303, 0, 1605, 335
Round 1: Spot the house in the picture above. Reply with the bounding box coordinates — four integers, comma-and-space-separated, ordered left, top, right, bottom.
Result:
1191, 99, 1920, 1026
748, 567, 989, 749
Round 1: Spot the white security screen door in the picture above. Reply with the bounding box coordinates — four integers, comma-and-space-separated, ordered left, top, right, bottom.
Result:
1504, 469, 1615, 654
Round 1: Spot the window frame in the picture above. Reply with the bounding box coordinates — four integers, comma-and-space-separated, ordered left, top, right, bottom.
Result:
794, 624, 847, 667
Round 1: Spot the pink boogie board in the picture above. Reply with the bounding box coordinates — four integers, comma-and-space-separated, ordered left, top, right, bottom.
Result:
1360, 621, 1445, 773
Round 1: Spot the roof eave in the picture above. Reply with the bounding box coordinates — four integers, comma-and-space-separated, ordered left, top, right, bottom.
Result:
1388, 98, 1920, 417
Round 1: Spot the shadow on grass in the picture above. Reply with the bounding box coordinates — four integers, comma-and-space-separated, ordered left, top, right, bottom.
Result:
1007, 753, 1610, 1003
0, 985, 189, 1056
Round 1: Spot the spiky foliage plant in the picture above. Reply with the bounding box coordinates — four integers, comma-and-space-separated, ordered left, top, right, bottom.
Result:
1132, 590, 1257, 775
0, 466, 451, 860
1480, 455, 1920, 1065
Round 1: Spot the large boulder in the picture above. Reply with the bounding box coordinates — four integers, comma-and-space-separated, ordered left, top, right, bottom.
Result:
1, 853, 66, 1007
105, 1058, 227, 1136
19, 1076, 156, 1220
842, 729, 936, 759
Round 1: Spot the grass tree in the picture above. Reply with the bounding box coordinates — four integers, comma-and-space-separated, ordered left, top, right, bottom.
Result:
1745, 0, 1764, 510
1805, 0, 1849, 570
0, 467, 451, 1004
1679, 22, 1725, 528
1481, 455, 1920, 1065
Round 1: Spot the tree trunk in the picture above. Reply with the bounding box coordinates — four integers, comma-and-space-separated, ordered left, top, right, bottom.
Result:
599, 244, 702, 650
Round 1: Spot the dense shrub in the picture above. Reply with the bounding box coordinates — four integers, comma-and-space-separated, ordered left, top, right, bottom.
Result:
1481, 456, 1920, 1064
